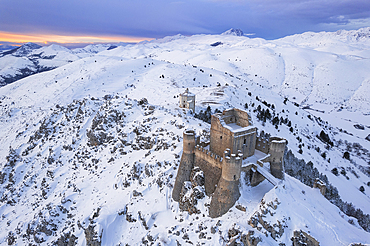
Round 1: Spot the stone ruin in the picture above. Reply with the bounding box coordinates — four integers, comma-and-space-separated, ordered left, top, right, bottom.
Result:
179, 88, 195, 113
173, 108, 287, 217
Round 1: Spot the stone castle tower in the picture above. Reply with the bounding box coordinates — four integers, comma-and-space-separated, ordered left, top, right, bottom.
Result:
209, 149, 243, 217
172, 108, 287, 218
172, 130, 196, 202
179, 88, 195, 113
268, 137, 286, 180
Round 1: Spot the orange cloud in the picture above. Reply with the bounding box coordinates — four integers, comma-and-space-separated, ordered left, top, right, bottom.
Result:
0, 31, 153, 44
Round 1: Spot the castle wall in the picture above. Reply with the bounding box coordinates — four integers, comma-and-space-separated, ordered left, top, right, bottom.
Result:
195, 157, 221, 196
210, 115, 234, 156
221, 108, 250, 127
255, 135, 270, 154
257, 154, 270, 167
210, 109, 256, 157
209, 178, 240, 218
209, 148, 242, 218
233, 128, 257, 158
194, 146, 222, 195
250, 168, 266, 187
222, 149, 242, 181
195, 146, 222, 169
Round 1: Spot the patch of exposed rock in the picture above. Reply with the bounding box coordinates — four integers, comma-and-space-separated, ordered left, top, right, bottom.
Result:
248, 198, 288, 241
226, 224, 262, 246
179, 166, 205, 214
291, 230, 319, 246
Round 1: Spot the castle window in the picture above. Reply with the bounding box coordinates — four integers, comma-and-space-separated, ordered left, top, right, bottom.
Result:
234, 175, 236, 180
220, 136, 222, 140
188, 143, 190, 145
244, 139, 246, 144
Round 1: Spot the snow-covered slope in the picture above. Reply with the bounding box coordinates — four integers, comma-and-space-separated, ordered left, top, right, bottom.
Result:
0, 28, 370, 245
0, 43, 118, 87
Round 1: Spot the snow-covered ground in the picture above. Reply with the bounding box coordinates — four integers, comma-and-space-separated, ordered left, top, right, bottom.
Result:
0, 43, 119, 87
0, 28, 369, 245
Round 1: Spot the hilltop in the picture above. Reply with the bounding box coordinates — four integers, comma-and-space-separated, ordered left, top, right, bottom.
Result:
0, 28, 369, 245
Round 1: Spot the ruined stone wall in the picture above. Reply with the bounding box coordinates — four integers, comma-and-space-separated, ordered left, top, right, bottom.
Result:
255, 135, 270, 154
179, 94, 195, 112
209, 178, 240, 218
313, 178, 326, 196
195, 157, 221, 196
210, 115, 234, 156
221, 108, 250, 127
233, 108, 251, 127
233, 127, 257, 158
194, 146, 223, 195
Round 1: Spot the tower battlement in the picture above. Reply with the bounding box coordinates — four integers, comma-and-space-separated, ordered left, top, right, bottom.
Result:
222, 149, 243, 181
195, 145, 222, 168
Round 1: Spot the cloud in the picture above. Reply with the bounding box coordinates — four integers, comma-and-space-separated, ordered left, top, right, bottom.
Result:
0, 0, 369, 41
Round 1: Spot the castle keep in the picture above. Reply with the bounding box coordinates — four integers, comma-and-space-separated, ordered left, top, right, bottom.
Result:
173, 108, 287, 218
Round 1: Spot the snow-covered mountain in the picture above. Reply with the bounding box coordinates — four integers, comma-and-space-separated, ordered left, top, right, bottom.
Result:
0, 28, 370, 245
0, 43, 118, 87
221, 28, 244, 36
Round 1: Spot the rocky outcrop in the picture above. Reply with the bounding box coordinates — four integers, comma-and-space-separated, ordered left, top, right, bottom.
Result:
248, 198, 288, 241
291, 230, 319, 246
178, 167, 205, 214
226, 225, 262, 246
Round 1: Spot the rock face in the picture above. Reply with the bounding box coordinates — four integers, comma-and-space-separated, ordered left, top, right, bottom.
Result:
178, 167, 205, 214
248, 198, 288, 241
291, 230, 320, 246
226, 225, 262, 246
83, 224, 102, 246
56, 232, 77, 246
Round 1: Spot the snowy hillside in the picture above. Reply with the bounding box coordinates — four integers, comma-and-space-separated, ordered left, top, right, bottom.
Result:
0, 28, 370, 245
0, 43, 118, 87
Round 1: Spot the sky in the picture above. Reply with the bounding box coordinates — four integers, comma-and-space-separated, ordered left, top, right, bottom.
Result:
1, 0, 370, 45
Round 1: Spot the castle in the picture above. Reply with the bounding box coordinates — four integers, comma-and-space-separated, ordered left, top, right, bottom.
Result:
173, 107, 287, 218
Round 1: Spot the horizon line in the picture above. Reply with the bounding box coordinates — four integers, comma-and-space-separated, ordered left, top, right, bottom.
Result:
0, 31, 154, 45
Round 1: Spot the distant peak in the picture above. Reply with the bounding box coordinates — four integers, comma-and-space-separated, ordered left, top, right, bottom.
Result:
21, 42, 42, 50
221, 28, 244, 36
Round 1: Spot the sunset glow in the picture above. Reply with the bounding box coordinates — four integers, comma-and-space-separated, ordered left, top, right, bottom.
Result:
0, 31, 153, 44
